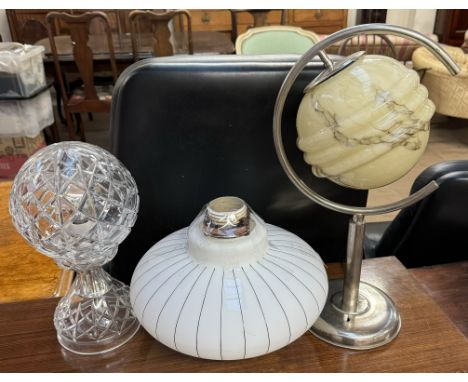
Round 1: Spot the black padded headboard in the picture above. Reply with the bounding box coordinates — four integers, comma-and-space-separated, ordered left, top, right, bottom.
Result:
109, 55, 367, 283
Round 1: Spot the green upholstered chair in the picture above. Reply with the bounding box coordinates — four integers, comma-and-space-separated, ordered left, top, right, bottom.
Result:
235, 26, 320, 55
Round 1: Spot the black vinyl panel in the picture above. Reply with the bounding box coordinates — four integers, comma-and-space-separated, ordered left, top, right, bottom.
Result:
109, 55, 368, 283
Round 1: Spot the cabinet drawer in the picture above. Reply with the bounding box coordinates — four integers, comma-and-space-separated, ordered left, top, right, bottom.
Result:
183, 10, 286, 32
188, 9, 232, 31
176, 9, 347, 35
235, 10, 283, 25
303, 25, 345, 34
291, 9, 347, 25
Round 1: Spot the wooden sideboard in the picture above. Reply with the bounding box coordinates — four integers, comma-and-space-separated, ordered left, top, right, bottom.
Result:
7, 9, 348, 45
179, 9, 348, 36
434, 9, 468, 46
286, 9, 348, 34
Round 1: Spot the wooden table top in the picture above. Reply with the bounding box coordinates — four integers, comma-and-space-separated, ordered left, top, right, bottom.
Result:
0, 181, 72, 303
36, 31, 235, 62
1, 256, 467, 372
411, 261, 468, 338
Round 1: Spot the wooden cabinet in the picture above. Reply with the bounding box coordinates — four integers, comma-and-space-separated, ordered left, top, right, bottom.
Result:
288, 9, 348, 34
6, 9, 66, 44
182, 9, 348, 36
186, 10, 232, 33
434, 9, 468, 46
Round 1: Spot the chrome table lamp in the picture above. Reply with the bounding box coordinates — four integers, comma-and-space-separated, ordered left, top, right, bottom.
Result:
273, 24, 460, 349
9, 142, 140, 354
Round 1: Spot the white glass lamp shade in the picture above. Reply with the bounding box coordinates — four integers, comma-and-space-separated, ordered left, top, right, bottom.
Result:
297, 54, 436, 189
130, 196, 328, 360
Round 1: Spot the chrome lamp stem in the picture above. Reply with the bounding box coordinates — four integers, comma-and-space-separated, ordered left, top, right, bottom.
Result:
342, 214, 365, 314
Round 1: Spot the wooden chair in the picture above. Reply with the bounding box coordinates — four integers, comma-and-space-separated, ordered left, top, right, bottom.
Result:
230, 10, 287, 42
129, 10, 193, 60
46, 11, 118, 141
337, 34, 397, 58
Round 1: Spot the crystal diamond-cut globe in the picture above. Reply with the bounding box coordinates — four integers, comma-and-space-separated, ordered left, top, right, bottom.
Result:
9, 141, 140, 355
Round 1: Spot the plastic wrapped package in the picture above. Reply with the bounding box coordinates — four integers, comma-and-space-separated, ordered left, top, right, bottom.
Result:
0, 43, 46, 98
0, 86, 54, 137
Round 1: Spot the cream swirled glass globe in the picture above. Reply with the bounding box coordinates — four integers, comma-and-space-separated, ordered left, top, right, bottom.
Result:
297, 54, 436, 189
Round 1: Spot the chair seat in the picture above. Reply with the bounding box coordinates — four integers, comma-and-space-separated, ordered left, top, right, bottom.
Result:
68, 85, 113, 107
412, 45, 468, 118
67, 86, 112, 113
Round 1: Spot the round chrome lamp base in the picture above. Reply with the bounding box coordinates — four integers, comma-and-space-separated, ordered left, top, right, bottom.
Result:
310, 279, 401, 350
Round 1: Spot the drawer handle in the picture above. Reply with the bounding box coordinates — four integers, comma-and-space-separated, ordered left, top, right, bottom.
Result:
201, 12, 211, 24
314, 10, 323, 19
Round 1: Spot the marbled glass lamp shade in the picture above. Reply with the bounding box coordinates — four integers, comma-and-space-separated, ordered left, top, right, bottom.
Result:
9, 142, 140, 355
297, 54, 435, 189
273, 24, 461, 350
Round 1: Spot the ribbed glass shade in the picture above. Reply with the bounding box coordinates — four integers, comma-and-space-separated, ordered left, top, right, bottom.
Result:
130, 197, 328, 360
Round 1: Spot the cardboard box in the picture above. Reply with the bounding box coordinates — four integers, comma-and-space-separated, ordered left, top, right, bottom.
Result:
0, 132, 45, 178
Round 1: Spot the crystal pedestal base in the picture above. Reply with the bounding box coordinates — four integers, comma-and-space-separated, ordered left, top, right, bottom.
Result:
54, 268, 140, 355
310, 279, 401, 350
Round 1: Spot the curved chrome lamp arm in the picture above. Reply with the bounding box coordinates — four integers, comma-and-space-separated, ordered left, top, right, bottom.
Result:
273, 23, 461, 216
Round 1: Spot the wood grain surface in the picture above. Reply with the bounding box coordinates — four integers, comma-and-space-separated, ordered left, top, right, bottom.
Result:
36, 31, 234, 62
0, 181, 73, 303
0, 257, 467, 372
411, 261, 468, 338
